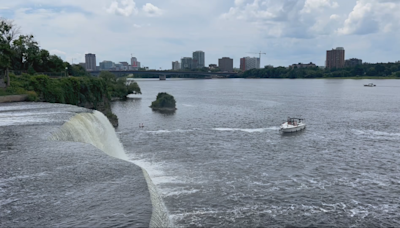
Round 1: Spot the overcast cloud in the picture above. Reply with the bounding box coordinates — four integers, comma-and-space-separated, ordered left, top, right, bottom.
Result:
0, 0, 399, 69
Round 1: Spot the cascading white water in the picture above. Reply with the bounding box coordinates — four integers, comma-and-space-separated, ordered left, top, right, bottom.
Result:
50, 110, 173, 228
50, 111, 128, 160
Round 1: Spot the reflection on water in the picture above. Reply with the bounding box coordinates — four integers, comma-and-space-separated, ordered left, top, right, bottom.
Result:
151, 109, 176, 115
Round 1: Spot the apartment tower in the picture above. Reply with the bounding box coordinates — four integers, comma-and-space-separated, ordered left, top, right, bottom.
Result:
172, 61, 181, 70
240, 57, 260, 71
326, 47, 345, 69
193, 51, 205, 68
218, 57, 233, 72
85, 53, 96, 71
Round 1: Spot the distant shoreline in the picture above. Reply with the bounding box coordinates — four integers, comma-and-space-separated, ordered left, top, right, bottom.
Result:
241, 77, 399, 80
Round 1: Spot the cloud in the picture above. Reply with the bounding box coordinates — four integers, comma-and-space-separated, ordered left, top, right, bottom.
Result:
338, 0, 400, 35
142, 3, 163, 17
106, 0, 138, 17
50, 49, 67, 56
302, 0, 339, 13
221, 0, 341, 38
234, 0, 246, 6
330, 14, 340, 20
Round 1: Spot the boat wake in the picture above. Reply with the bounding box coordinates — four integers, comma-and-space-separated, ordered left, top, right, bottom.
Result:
213, 127, 280, 133
352, 129, 400, 138
146, 129, 195, 134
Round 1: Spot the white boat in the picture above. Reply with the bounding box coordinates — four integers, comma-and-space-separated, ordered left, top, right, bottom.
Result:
280, 117, 306, 133
364, 83, 376, 87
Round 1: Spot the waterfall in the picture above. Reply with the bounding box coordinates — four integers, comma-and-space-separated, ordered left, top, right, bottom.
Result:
50, 110, 173, 228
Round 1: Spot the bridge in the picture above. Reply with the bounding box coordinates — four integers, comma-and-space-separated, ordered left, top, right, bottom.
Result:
88, 70, 238, 79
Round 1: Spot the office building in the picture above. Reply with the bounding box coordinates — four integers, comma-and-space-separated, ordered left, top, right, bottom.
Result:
218, 57, 233, 72
131, 57, 141, 70
85, 53, 96, 71
345, 58, 362, 67
172, 61, 181, 70
100, 60, 115, 70
193, 51, 205, 68
181, 57, 193, 69
326, 47, 345, 69
240, 57, 260, 71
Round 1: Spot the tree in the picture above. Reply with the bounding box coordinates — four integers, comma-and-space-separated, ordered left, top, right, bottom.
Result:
0, 19, 18, 87
99, 71, 116, 83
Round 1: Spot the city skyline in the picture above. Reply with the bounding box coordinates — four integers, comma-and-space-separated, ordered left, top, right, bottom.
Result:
3, 0, 399, 69
83, 46, 364, 71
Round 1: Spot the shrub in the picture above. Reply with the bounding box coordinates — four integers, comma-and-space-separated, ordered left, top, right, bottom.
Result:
151, 92, 176, 109
26, 91, 38, 101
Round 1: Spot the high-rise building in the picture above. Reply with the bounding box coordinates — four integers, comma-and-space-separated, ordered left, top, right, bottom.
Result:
345, 58, 362, 67
326, 47, 345, 69
240, 57, 260, 71
100, 61, 115, 70
172, 61, 181, 70
181, 57, 193, 69
218, 57, 233, 72
85, 53, 96, 71
131, 57, 141, 70
193, 51, 205, 68
240, 58, 246, 71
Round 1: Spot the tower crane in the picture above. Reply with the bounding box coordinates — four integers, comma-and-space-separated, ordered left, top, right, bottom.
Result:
250, 51, 266, 60
249, 51, 266, 68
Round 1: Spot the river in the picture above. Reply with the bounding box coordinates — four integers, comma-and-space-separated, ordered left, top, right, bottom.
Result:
112, 78, 400, 227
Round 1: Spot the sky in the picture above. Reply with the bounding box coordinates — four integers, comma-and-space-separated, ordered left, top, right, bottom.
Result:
1, 0, 400, 69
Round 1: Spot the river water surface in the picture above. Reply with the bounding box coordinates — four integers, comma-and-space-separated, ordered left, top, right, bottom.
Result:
112, 79, 400, 227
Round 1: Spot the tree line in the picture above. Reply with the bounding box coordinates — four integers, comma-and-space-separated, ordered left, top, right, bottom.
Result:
241, 62, 400, 79
0, 19, 90, 87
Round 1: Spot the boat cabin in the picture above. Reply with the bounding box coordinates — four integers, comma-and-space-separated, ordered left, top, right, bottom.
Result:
286, 117, 304, 126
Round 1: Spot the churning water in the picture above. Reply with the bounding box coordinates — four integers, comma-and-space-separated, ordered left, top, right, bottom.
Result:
112, 79, 400, 227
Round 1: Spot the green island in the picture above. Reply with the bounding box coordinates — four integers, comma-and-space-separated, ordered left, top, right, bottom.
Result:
150, 92, 177, 111
0, 19, 141, 127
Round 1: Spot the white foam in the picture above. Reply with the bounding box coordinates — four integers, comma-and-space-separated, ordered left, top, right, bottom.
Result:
128, 157, 185, 186
147, 130, 171, 134
163, 189, 199, 197
352, 129, 400, 137
182, 104, 195, 107
50, 111, 128, 160
0, 111, 69, 126
146, 129, 194, 134
213, 127, 279, 133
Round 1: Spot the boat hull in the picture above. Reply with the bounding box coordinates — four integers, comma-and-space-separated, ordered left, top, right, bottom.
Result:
280, 123, 306, 133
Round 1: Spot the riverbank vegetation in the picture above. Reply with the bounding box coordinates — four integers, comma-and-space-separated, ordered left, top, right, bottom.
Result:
0, 72, 141, 127
0, 19, 142, 127
150, 92, 177, 111
241, 62, 400, 79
